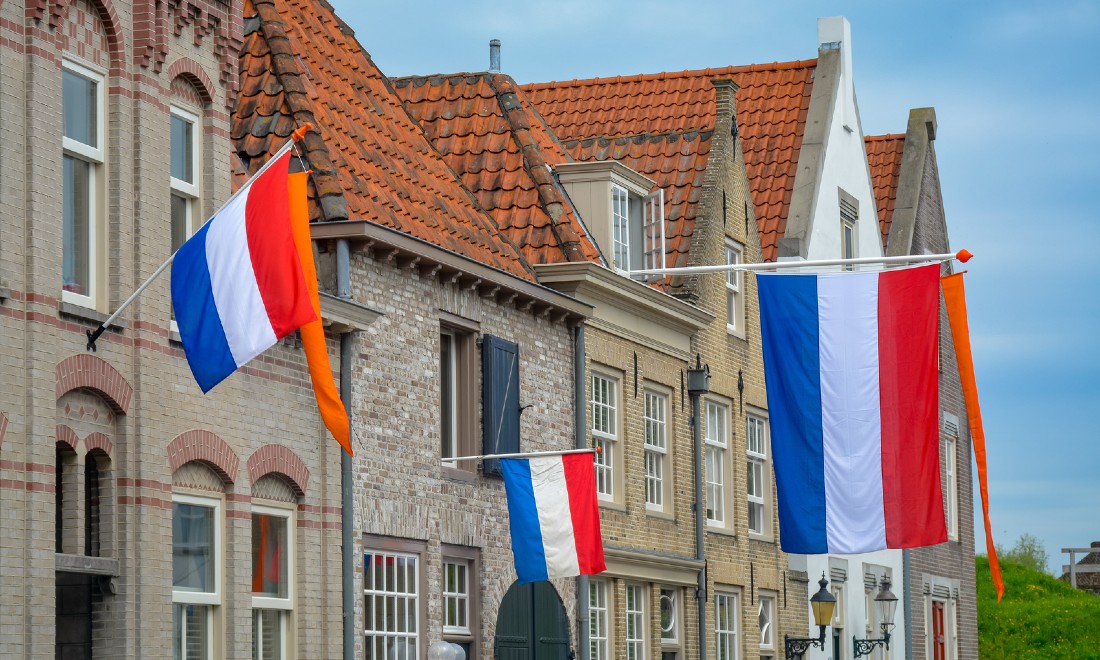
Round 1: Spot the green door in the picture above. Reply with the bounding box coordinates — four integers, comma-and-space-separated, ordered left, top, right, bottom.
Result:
494, 581, 573, 660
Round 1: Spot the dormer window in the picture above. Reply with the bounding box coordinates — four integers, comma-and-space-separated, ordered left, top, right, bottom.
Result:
555, 161, 665, 281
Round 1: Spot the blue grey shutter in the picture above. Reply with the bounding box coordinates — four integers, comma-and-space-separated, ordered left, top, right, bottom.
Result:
481, 335, 520, 477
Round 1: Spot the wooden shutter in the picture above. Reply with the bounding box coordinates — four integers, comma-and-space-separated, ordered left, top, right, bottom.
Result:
482, 335, 520, 477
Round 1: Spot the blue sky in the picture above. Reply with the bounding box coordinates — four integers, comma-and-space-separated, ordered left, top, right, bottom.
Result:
327, 0, 1100, 573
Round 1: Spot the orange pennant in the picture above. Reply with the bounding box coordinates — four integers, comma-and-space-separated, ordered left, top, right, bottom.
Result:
288, 172, 353, 456
941, 272, 1001, 602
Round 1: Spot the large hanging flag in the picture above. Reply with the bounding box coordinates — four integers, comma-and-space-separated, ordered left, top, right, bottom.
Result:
942, 272, 1003, 602
287, 171, 353, 456
758, 264, 946, 554
501, 454, 606, 583
172, 151, 316, 393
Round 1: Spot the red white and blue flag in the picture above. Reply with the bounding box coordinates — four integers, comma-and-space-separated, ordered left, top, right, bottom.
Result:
758, 264, 946, 555
171, 151, 316, 393
501, 454, 606, 583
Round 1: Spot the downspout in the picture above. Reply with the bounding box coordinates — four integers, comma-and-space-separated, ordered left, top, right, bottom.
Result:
687, 357, 710, 660
338, 239, 355, 660
904, 548, 913, 660
574, 323, 589, 659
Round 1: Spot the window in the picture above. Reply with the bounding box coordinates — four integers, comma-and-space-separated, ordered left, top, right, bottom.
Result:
610, 184, 665, 278
758, 593, 775, 654
660, 587, 680, 658
481, 334, 519, 477
831, 582, 847, 660
625, 584, 646, 660
746, 413, 770, 537
589, 579, 609, 660
944, 413, 960, 541
252, 505, 293, 660
173, 494, 221, 660
62, 60, 105, 307
928, 597, 957, 660
591, 372, 619, 500
440, 322, 478, 471
644, 390, 669, 511
725, 241, 744, 334
364, 549, 420, 659
704, 400, 729, 526
170, 106, 201, 255
442, 560, 469, 635
715, 591, 739, 660
840, 190, 858, 270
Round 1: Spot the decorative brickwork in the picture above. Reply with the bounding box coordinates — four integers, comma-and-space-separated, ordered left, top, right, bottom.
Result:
134, 0, 240, 105
55, 355, 133, 413
167, 56, 216, 105
167, 429, 239, 484
246, 443, 309, 496
0, 413, 7, 449
83, 432, 113, 457
56, 424, 80, 451
31, 0, 125, 73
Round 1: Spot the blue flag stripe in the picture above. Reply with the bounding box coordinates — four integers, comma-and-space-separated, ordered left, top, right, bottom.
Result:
171, 222, 237, 393
500, 458, 549, 583
758, 273, 828, 553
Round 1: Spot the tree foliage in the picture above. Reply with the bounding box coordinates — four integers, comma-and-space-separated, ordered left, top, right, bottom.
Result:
999, 533, 1052, 575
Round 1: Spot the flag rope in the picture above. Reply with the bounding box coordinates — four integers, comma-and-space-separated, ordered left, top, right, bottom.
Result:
85, 124, 313, 351
627, 249, 972, 277
441, 447, 597, 463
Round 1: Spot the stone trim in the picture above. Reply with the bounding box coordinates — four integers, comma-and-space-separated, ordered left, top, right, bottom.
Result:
247, 444, 310, 497
55, 354, 133, 414
167, 430, 239, 484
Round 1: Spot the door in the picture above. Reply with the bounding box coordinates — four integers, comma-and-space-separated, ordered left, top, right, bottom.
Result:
494, 581, 572, 660
931, 600, 946, 660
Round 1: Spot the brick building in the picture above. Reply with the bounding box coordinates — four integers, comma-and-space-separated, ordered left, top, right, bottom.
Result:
868, 107, 979, 660
0, 0, 348, 657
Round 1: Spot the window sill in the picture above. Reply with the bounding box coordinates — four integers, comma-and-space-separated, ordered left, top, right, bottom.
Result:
441, 465, 478, 482
598, 500, 627, 513
748, 533, 776, 545
706, 524, 737, 539
726, 325, 747, 341
645, 508, 675, 522
58, 301, 128, 330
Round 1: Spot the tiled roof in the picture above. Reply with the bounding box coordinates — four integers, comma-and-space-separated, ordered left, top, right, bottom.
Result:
865, 134, 906, 253
521, 60, 816, 262
233, 0, 533, 281
393, 73, 603, 266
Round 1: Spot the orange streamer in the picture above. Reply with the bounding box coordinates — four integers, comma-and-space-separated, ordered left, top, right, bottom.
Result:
941, 272, 1002, 602
288, 173, 353, 456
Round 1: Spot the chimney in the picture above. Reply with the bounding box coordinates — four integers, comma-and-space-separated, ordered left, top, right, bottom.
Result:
489, 39, 501, 73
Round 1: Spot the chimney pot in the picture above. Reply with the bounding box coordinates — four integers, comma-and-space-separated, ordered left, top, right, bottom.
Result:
489, 39, 501, 73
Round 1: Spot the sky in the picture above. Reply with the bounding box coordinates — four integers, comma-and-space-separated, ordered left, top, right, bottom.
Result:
326, 0, 1100, 574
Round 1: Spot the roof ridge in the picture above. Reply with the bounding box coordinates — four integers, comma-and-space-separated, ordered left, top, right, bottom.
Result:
521, 58, 818, 90
865, 133, 906, 142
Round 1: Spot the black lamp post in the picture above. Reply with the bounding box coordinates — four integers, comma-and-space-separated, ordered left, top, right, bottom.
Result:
785, 573, 837, 659
853, 575, 898, 658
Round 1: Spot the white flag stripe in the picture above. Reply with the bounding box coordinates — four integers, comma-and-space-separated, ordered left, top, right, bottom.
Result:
204, 186, 277, 367
530, 456, 580, 579
818, 272, 887, 553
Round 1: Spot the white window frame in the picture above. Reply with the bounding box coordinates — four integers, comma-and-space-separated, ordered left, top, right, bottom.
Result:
612, 184, 631, 271
944, 412, 960, 541
251, 503, 294, 659
610, 182, 665, 279
625, 583, 646, 660
758, 592, 776, 652
591, 371, 619, 501
746, 413, 770, 538
840, 190, 858, 271
643, 389, 669, 512
659, 587, 680, 648
589, 578, 610, 660
62, 58, 105, 309
172, 493, 222, 660
831, 582, 847, 660
704, 399, 729, 527
442, 558, 470, 636
363, 548, 421, 657
725, 240, 744, 335
170, 105, 201, 250
715, 589, 740, 660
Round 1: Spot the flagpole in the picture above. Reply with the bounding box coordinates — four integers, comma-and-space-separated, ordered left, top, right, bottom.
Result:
441, 447, 597, 463
85, 124, 313, 351
627, 249, 972, 278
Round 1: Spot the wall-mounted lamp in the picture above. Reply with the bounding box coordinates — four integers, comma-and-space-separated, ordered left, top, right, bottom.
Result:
853, 574, 898, 658
785, 573, 837, 659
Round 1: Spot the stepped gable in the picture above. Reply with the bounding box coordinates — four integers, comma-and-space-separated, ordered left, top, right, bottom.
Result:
522, 60, 816, 262
233, 0, 533, 281
865, 133, 906, 254
393, 72, 602, 266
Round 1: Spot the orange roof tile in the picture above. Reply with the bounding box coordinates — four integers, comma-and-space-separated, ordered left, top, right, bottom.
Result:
522, 61, 816, 262
233, 0, 533, 281
865, 134, 906, 253
393, 73, 603, 266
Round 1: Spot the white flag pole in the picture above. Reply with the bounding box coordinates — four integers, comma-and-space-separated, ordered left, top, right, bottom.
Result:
627, 249, 973, 278
441, 447, 598, 463
85, 124, 312, 351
